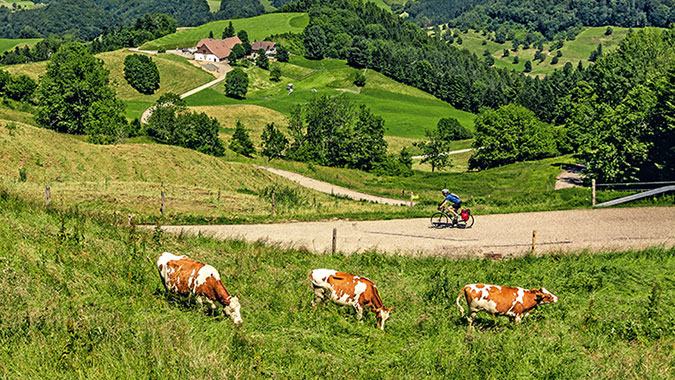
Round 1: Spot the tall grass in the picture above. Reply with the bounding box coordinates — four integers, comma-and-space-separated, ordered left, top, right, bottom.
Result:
0, 190, 673, 378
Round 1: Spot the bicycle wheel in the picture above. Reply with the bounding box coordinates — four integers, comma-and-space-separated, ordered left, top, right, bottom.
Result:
430, 212, 449, 227
457, 215, 474, 229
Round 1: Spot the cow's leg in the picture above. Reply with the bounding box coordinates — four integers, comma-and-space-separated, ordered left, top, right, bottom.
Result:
354, 304, 364, 321
513, 314, 522, 324
468, 311, 477, 329
195, 296, 204, 310
312, 286, 325, 307
205, 299, 217, 316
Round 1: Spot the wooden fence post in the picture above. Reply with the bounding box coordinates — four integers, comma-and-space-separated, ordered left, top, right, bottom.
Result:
531, 230, 537, 256
45, 185, 51, 206
271, 191, 276, 216
331, 228, 337, 254
592, 179, 596, 206
160, 188, 165, 215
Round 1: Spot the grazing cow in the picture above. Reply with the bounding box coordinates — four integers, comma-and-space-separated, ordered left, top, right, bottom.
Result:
456, 283, 557, 327
310, 268, 394, 330
156, 252, 242, 325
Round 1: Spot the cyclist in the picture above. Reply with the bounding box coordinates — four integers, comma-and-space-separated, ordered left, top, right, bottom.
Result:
438, 189, 462, 224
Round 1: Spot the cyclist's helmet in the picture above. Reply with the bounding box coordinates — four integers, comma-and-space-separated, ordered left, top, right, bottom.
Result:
441, 189, 449, 195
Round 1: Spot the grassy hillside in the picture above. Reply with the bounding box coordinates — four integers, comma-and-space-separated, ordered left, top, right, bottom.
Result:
186, 56, 475, 139
0, 120, 406, 225
442, 26, 662, 76
3, 50, 216, 120
0, 37, 41, 54
1, 193, 674, 378
140, 13, 309, 51
0, 0, 43, 10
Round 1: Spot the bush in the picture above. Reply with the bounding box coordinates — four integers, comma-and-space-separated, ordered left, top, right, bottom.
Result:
225, 68, 248, 99
5, 75, 36, 101
229, 120, 255, 157
353, 71, 366, 86
438, 117, 472, 140
124, 54, 160, 95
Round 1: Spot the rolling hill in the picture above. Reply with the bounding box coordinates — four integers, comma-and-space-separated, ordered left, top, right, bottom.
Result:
139, 13, 309, 51
0, 37, 41, 54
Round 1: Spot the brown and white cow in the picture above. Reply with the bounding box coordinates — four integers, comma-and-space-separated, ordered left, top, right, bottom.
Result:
310, 269, 393, 330
456, 283, 557, 327
157, 252, 242, 325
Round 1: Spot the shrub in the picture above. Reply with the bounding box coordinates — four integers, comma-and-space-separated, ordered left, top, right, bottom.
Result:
124, 54, 160, 95
225, 68, 248, 99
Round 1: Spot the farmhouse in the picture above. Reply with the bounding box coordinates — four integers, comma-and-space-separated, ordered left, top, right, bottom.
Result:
194, 36, 242, 62
250, 41, 277, 55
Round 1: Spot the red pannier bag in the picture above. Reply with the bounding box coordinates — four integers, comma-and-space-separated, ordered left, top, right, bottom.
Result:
461, 209, 470, 221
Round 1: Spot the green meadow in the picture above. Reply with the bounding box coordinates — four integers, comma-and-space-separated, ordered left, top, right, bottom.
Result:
1, 192, 673, 378
185, 56, 475, 139
0, 38, 41, 54
140, 13, 309, 51
442, 26, 658, 76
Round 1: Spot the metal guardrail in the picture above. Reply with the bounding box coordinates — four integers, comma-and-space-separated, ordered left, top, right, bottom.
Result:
594, 185, 675, 207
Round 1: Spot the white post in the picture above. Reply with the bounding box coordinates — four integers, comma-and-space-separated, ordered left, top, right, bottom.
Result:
592, 179, 596, 206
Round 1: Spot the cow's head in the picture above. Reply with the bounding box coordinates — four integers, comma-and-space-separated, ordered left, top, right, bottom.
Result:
534, 288, 558, 304
376, 306, 394, 330
223, 296, 243, 325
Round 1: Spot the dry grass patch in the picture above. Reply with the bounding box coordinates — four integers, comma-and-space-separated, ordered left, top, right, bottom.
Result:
190, 105, 289, 143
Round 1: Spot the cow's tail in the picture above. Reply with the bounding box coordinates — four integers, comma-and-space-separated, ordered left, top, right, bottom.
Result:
456, 287, 466, 317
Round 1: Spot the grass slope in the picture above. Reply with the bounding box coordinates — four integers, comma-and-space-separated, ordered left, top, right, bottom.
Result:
0, 120, 406, 224
186, 56, 475, 139
140, 13, 309, 51
1, 193, 674, 378
0, 38, 41, 54
443, 26, 662, 76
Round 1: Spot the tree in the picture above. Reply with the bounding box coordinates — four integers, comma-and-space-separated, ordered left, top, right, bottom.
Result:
237, 29, 252, 55
5, 74, 36, 101
551, 56, 559, 64
124, 54, 160, 95
36, 42, 124, 135
208, 30, 214, 39
502, 49, 509, 57
225, 68, 248, 99
85, 97, 128, 144
513, 56, 519, 64
270, 65, 281, 81
437, 117, 472, 140
228, 43, 246, 62
524, 60, 532, 72
414, 128, 451, 172
275, 45, 289, 62
222, 21, 235, 38
468, 104, 558, 170
0, 70, 11, 94
260, 122, 288, 160
646, 67, 675, 180
605, 26, 613, 35
230, 121, 255, 157
353, 71, 366, 86
256, 49, 269, 69
303, 25, 327, 59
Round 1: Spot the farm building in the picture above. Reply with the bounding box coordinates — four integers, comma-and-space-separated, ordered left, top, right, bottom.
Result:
194, 37, 243, 62
250, 41, 277, 55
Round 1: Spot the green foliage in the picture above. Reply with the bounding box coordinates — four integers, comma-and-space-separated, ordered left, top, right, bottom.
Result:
123, 54, 160, 95
269, 65, 282, 81
255, 49, 269, 69
259, 184, 307, 210
85, 97, 128, 144
91, 14, 177, 54
469, 104, 558, 170
4, 74, 36, 102
372, 147, 413, 176
145, 93, 225, 156
237, 29, 252, 55
605, 26, 613, 36
215, 0, 264, 20
225, 68, 248, 99
287, 94, 388, 171
222, 21, 235, 39
524, 60, 532, 72
414, 127, 451, 172
260, 122, 288, 160
228, 43, 246, 62
437, 117, 472, 140
353, 70, 366, 87
275, 45, 290, 62
36, 42, 124, 136
229, 120, 256, 157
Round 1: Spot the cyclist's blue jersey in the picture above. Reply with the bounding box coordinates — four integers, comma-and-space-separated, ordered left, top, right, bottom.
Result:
445, 193, 461, 203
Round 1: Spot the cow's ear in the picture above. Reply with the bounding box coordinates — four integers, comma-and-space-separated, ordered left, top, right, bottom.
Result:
388, 305, 394, 311
530, 288, 538, 293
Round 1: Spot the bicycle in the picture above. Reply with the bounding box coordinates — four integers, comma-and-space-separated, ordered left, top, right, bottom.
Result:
430, 207, 474, 229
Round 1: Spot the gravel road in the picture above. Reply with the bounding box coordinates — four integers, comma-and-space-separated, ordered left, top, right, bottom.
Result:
160, 207, 675, 258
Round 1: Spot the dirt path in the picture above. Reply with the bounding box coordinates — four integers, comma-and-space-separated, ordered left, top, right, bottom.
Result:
411, 148, 474, 160
254, 165, 412, 206
554, 164, 584, 190
160, 207, 675, 258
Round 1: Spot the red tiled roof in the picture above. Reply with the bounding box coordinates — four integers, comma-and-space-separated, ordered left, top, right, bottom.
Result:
251, 41, 276, 52
195, 36, 243, 59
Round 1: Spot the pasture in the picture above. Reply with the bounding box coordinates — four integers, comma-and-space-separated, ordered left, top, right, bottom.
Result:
0, 37, 41, 54
139, 13, 310, 51
443, 26, 657, 76
185, 56, 475, 139
0, 192, 673, 378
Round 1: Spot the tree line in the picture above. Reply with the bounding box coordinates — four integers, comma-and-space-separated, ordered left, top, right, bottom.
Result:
403, 0, 675, 40
0, 0, 265, 40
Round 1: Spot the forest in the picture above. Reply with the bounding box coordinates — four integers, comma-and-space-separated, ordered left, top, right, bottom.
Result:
403, 0, 675, 40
